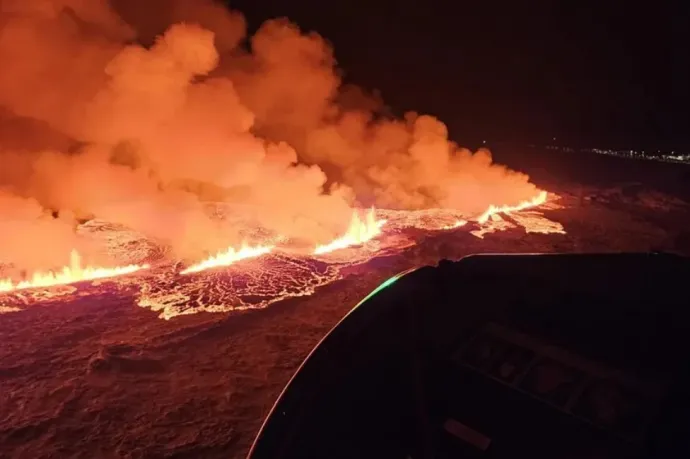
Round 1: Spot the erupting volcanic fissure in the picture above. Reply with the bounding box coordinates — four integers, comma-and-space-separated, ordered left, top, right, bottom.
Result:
0, 250, 149, 293
0, 0, 567, 318
477, 191, 549, 224
314, 208, 385, 255
180, 244, 274, 275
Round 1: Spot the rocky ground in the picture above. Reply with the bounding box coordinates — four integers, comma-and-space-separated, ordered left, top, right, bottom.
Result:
1, 156, 689, 458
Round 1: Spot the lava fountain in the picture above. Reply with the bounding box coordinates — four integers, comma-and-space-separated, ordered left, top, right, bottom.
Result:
180, 244, 274, 275
314, 208, 386, 255
477, 191, 548, 223
0, 250, 150, 293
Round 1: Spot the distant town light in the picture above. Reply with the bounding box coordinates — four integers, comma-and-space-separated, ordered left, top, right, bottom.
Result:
538, 143, 688, 165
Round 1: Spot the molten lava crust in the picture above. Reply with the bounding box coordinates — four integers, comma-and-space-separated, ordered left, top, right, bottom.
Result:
249, 253, 690, 459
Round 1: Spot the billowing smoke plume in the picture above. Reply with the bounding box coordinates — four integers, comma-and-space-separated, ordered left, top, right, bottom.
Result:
0, 0, 539, 270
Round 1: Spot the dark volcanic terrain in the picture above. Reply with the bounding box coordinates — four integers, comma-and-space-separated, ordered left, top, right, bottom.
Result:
1, 150, 689, 459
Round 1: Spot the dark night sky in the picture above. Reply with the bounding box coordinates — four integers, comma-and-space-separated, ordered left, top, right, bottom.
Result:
227, 0, 690, 150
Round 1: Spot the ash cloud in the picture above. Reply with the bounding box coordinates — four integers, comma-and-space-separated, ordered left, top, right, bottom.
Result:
0, 0, 539, 270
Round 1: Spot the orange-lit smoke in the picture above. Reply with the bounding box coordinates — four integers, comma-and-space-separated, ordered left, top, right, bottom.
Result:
0, 0, 543, 272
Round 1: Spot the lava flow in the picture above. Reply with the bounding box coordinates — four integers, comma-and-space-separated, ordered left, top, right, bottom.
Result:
180, 244, 274, 275
477, 191, 548, 223
442, 219, 469, 230
314, 208, 386, 255
0, 250, 149, 293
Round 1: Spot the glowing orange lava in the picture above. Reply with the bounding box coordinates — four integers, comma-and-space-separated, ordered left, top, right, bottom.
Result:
441, 219, 468, 230
0, 250, 149, 293
314, 208, 386, 254
477, 191, 548, 223
180, 244, 273, 275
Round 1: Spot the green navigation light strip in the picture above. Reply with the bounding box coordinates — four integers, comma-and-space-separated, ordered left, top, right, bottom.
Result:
348, 267, 418, 315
